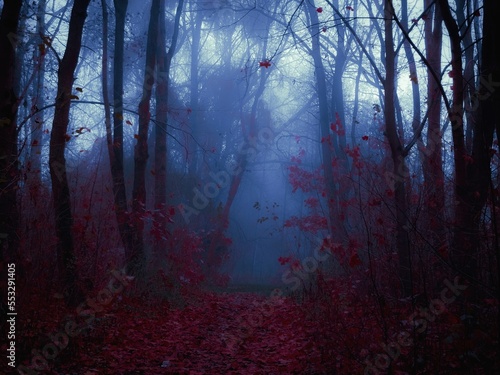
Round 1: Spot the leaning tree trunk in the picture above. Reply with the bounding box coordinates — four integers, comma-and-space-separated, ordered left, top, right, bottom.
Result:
49, 0, 91, 307
384, 0, 412, 297
130, 0, 160, 278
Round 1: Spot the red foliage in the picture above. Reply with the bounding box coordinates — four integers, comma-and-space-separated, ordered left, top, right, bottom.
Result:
259, 60, 271, 68
316, 7, 323, 13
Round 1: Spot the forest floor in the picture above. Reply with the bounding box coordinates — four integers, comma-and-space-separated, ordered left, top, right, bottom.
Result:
18, 289, 340, 375
13, 283, 500, 375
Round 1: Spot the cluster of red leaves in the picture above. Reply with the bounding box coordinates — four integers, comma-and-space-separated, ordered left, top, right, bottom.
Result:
287, 165, 323, 193
330, 115, 345, 136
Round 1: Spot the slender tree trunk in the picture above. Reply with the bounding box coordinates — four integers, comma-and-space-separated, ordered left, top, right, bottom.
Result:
456, 0, 476, 154
29, 0, 46, 188
423, 0, 445, 246
102, 0, 112, 159
154, 0, 184, 254
472, 0, 500, 334
385, 0, 412, 297
0, 0, 22, 295
307, 1, 341, 238
49, 0, 91, 306
439, 0, 473, 280
130, 0, 160, 278
188, 7, 203, 176
110, 0, 132, 262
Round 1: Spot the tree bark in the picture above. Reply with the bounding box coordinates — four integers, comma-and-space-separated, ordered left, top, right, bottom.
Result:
188, 7, 203, 176
0, 0, 22, 301
154, 0, 184, 254
438, 0, 473, 280
384, 0, 412, 297
306, 0, 341, 239
49, 0, 91, 306
29, 0, 47, 188
110, 0, 133, 262
423, 0, 445, 247
130, 0, 160, 278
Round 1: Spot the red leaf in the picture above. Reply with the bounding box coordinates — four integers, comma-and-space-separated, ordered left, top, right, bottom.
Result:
259, 60, 271, 68
316, 7, 323, 13
278, 256, 290, 265
362, 135, 369, 141
346, 5, 354, 11
64, 134, 71, 142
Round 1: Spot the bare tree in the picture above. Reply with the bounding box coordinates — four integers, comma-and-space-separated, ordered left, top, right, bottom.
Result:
49, 0, 91, 306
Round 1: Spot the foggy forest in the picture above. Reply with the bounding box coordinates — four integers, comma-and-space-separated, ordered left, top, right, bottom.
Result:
1, 0, 499, 373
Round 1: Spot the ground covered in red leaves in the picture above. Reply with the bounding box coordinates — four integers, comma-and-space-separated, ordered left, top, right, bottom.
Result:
12, 282, 499, 375
19, 292, 342, 375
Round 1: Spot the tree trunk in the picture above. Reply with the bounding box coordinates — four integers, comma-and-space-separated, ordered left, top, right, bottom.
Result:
0, 0, 22, 297
188, 7, 203, 176
154, 0, 184, 254
29, 0, 46, 189
439, 0, 473, 280
130, 0, 160, 278
384, 0, 412, 297
306, 0, 341, 238
423, 0, 445, 247
110, 0, 133, 262
472, 0, 500, 332
49, 0, 91, 306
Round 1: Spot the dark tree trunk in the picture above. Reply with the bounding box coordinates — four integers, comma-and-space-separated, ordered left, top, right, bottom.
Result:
110, 0, 133, 262
29, 0, 47, 189
49, 0, 91, 306
130, 0, 160, 278
0, 0, 22, 300
439, 0, 474, 280
472, 0, 500, 334
423, 0, 445, 247
188, 7, 203, 176
154, 0, 184, 254
306, 1, 341, 239
385, 0, 412, 297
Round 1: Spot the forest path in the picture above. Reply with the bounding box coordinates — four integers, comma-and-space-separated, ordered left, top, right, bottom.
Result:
53, 292, 333, 375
